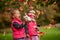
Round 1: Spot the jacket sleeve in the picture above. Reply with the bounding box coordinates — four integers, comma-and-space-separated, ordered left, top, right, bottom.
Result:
13, 22, 23, 29
37, 24, 40, 31
37, 24, 40, 27
24, 24, 28, 34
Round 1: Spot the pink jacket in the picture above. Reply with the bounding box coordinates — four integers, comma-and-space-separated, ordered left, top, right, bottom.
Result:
27, 21, 38, 36
11, 18, 25, 38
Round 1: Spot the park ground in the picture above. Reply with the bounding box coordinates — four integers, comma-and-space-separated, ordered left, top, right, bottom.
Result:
0, 27, 60, 40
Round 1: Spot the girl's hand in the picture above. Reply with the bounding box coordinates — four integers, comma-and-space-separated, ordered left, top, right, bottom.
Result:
23, 21, 25, 25
26, 34, 30, 37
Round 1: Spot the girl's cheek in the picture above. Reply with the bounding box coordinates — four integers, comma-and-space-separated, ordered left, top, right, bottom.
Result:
17, 14, 20, 17
16, 13, 20, 17
32, 16, 35, 19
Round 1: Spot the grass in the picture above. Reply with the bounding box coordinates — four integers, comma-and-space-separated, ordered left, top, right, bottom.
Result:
0, 33, 12, 40
40, 27, 60, 40
0, 27, 60, 40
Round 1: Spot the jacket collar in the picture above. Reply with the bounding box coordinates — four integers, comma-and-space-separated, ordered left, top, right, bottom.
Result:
12, 17, 22, 22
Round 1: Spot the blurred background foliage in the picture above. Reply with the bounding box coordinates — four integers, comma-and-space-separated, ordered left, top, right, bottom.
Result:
0, 0, 60, 28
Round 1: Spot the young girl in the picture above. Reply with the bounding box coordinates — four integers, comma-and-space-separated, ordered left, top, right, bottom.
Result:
11, 9, 26, 40
24, 10, 39, 40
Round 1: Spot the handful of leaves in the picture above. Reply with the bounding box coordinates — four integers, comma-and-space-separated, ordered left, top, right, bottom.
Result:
39, 32, 46, 37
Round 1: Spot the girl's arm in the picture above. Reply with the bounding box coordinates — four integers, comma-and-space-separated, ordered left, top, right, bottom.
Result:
24, 24, 28, 34
13, 22, 23, 29
23, 21, 29, 37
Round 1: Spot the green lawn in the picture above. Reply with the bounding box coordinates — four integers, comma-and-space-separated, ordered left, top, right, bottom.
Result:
0, 33, 12, 40
0, 27, 60, 40
40, 27, 60, 40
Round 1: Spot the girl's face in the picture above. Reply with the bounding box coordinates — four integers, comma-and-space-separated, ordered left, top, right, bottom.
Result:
28, 13, 35, 19
29, 15, 35, 19
13, 10, 21, 18
31, 15, 35, 19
